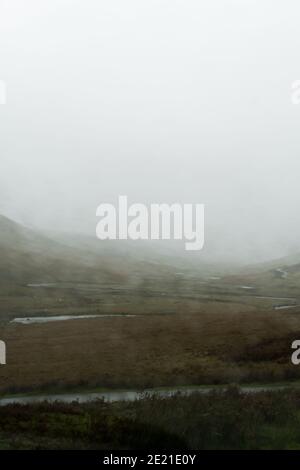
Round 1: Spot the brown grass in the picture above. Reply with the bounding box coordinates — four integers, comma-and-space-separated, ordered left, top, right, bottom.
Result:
0, 301, 300, 393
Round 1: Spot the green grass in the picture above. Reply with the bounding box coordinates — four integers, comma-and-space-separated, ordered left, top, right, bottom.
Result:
2, 387, 300, 449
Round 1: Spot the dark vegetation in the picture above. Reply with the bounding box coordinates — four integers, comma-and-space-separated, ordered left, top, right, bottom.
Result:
2, 388, 300, 449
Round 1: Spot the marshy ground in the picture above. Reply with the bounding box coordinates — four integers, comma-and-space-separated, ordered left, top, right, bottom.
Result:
0, 268, 300, 393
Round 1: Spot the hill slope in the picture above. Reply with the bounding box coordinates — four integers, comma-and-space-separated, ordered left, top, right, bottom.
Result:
0, 215, 129, 284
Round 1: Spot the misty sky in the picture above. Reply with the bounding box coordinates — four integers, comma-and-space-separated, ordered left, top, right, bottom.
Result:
0, 0, 300, 263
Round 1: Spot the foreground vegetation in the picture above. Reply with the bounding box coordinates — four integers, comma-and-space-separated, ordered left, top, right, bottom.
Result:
2, 387, 300, 449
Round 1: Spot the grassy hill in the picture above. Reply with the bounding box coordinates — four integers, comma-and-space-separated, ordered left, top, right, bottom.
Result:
0, 215, 140, 284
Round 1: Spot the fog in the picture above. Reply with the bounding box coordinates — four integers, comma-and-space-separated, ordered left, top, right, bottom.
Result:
0, 0, 300, 264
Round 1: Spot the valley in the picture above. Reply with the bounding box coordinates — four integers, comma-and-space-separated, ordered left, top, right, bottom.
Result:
0, 214, 300, 398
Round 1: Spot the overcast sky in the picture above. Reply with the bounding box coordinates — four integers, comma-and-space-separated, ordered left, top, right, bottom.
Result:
0, 0, 300, 263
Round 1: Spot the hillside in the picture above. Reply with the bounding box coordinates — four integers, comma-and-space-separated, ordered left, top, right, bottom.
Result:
0, 215, 129, 284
